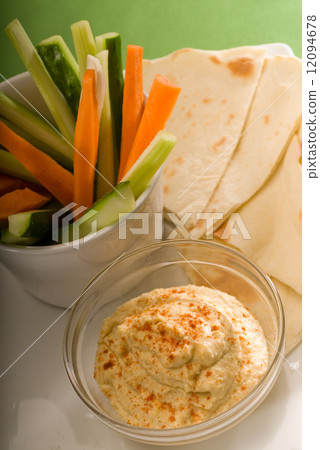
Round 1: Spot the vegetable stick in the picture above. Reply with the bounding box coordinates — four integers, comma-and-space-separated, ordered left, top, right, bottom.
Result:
118, 45, 144, 181
73, 69, 99, 209
86, 55, 106, 119
0, 188, 51, 221
122, 74, 181, 176
0, 148, 40, 184
0, 90, 73, 167
0, 174, 25, 196
37, 35, 81, 119
5, 19, 75, 143
0, 121, 73, 205
0, 115, 73, 170
71, 20, 96, 80
0, 173, 47, 196
122, 130, 177, 199
95, 50, 116, 199
104, 32, 124, 163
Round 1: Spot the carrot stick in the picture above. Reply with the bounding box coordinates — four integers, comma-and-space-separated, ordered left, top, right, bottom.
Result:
0, 173, 49, 197
118, 45, 144, 181
0, 121, 73, 205
122, 74, 181, 176
73, 69, 99, 209
0, 188, 51, 221
0, 173, 30, 196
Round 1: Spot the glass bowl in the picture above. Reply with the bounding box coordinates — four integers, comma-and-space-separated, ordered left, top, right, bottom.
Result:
63, 239, 285, 445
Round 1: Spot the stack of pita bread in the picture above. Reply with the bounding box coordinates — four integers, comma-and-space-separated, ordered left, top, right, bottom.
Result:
143, 46, 302, 354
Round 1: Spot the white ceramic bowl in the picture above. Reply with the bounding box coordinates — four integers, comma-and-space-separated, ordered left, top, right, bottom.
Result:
0, 73, 163, 308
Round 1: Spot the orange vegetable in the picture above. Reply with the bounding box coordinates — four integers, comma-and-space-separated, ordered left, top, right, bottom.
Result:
0, 188, 51, 221
73, 69, 99, 209
118, 45, 144, 181
0, 173, 49, 197
0, 121, 73, 205
122, 74, 181, 177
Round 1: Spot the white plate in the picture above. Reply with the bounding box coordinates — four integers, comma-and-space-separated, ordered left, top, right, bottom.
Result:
0, 263, 301, 450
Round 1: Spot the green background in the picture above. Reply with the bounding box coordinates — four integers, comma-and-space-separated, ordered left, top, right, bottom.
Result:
1, 0, 301, 79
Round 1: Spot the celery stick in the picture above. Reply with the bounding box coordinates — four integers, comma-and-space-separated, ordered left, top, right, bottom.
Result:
94, 50, 116, 200
37, 35, 81, 119
122, 130, 177, 199
0, 117, 72, 170
0, 148, 40, 184
0, 90, 73, 168
5, 19, 75, 143
71, 20, 96, 80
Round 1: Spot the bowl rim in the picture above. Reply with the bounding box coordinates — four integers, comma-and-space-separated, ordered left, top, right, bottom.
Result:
0, 71, 160, 254
0, 168, 161, 254
63, 239, 285, 441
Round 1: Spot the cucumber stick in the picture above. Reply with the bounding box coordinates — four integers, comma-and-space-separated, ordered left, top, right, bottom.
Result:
37, 35, 81, 119
96, 32, 124, 161
5, 19, 75, 143
94, 50, 116, 200
0, 92, 73, 169
8, 209, 54, 238
68, 181, 135, 240
0, 148, 40, 184
71, 20, 96, 80
122, 130, 177, 199
1, 229, 39, 245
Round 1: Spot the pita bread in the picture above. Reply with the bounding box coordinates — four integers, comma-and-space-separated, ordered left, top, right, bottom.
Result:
297, 120, 302, 146
215, 134, 302, 294
190, 56, 302, 238
143, 47, 265, 229
270, 277, 301, 355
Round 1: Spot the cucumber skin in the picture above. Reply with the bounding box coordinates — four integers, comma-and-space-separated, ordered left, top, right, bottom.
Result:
94, 50, 116, 200
66, 181, 135, 240
5, 19, 75, 143
105, 34, 124, 161
37, 43, 81, 119
1, 229, 40, 245
9, 210, 55, 238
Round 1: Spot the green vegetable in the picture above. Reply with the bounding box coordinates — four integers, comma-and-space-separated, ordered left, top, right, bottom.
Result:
96, 32, 124, 161
94, 50, 116, 200
8, 209, 54, 238
0, 116, 72, 170
1, 229, 39, 245
71, 20, 96, 80
66, 181, 135, 241
0, 148, 40, 184
0, 95, 73, 169
123, 130, 177, 199
37, 35, 81, 119
5, 19, 75, 143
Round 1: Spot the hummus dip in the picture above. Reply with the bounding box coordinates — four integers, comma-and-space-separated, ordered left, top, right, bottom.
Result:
94, 285, 268, 428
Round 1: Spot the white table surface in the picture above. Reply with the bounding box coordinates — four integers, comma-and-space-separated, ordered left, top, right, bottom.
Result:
0, 262, 301, 450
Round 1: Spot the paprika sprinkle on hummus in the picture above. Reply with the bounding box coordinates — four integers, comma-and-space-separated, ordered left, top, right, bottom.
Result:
94, 285, 268, 428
